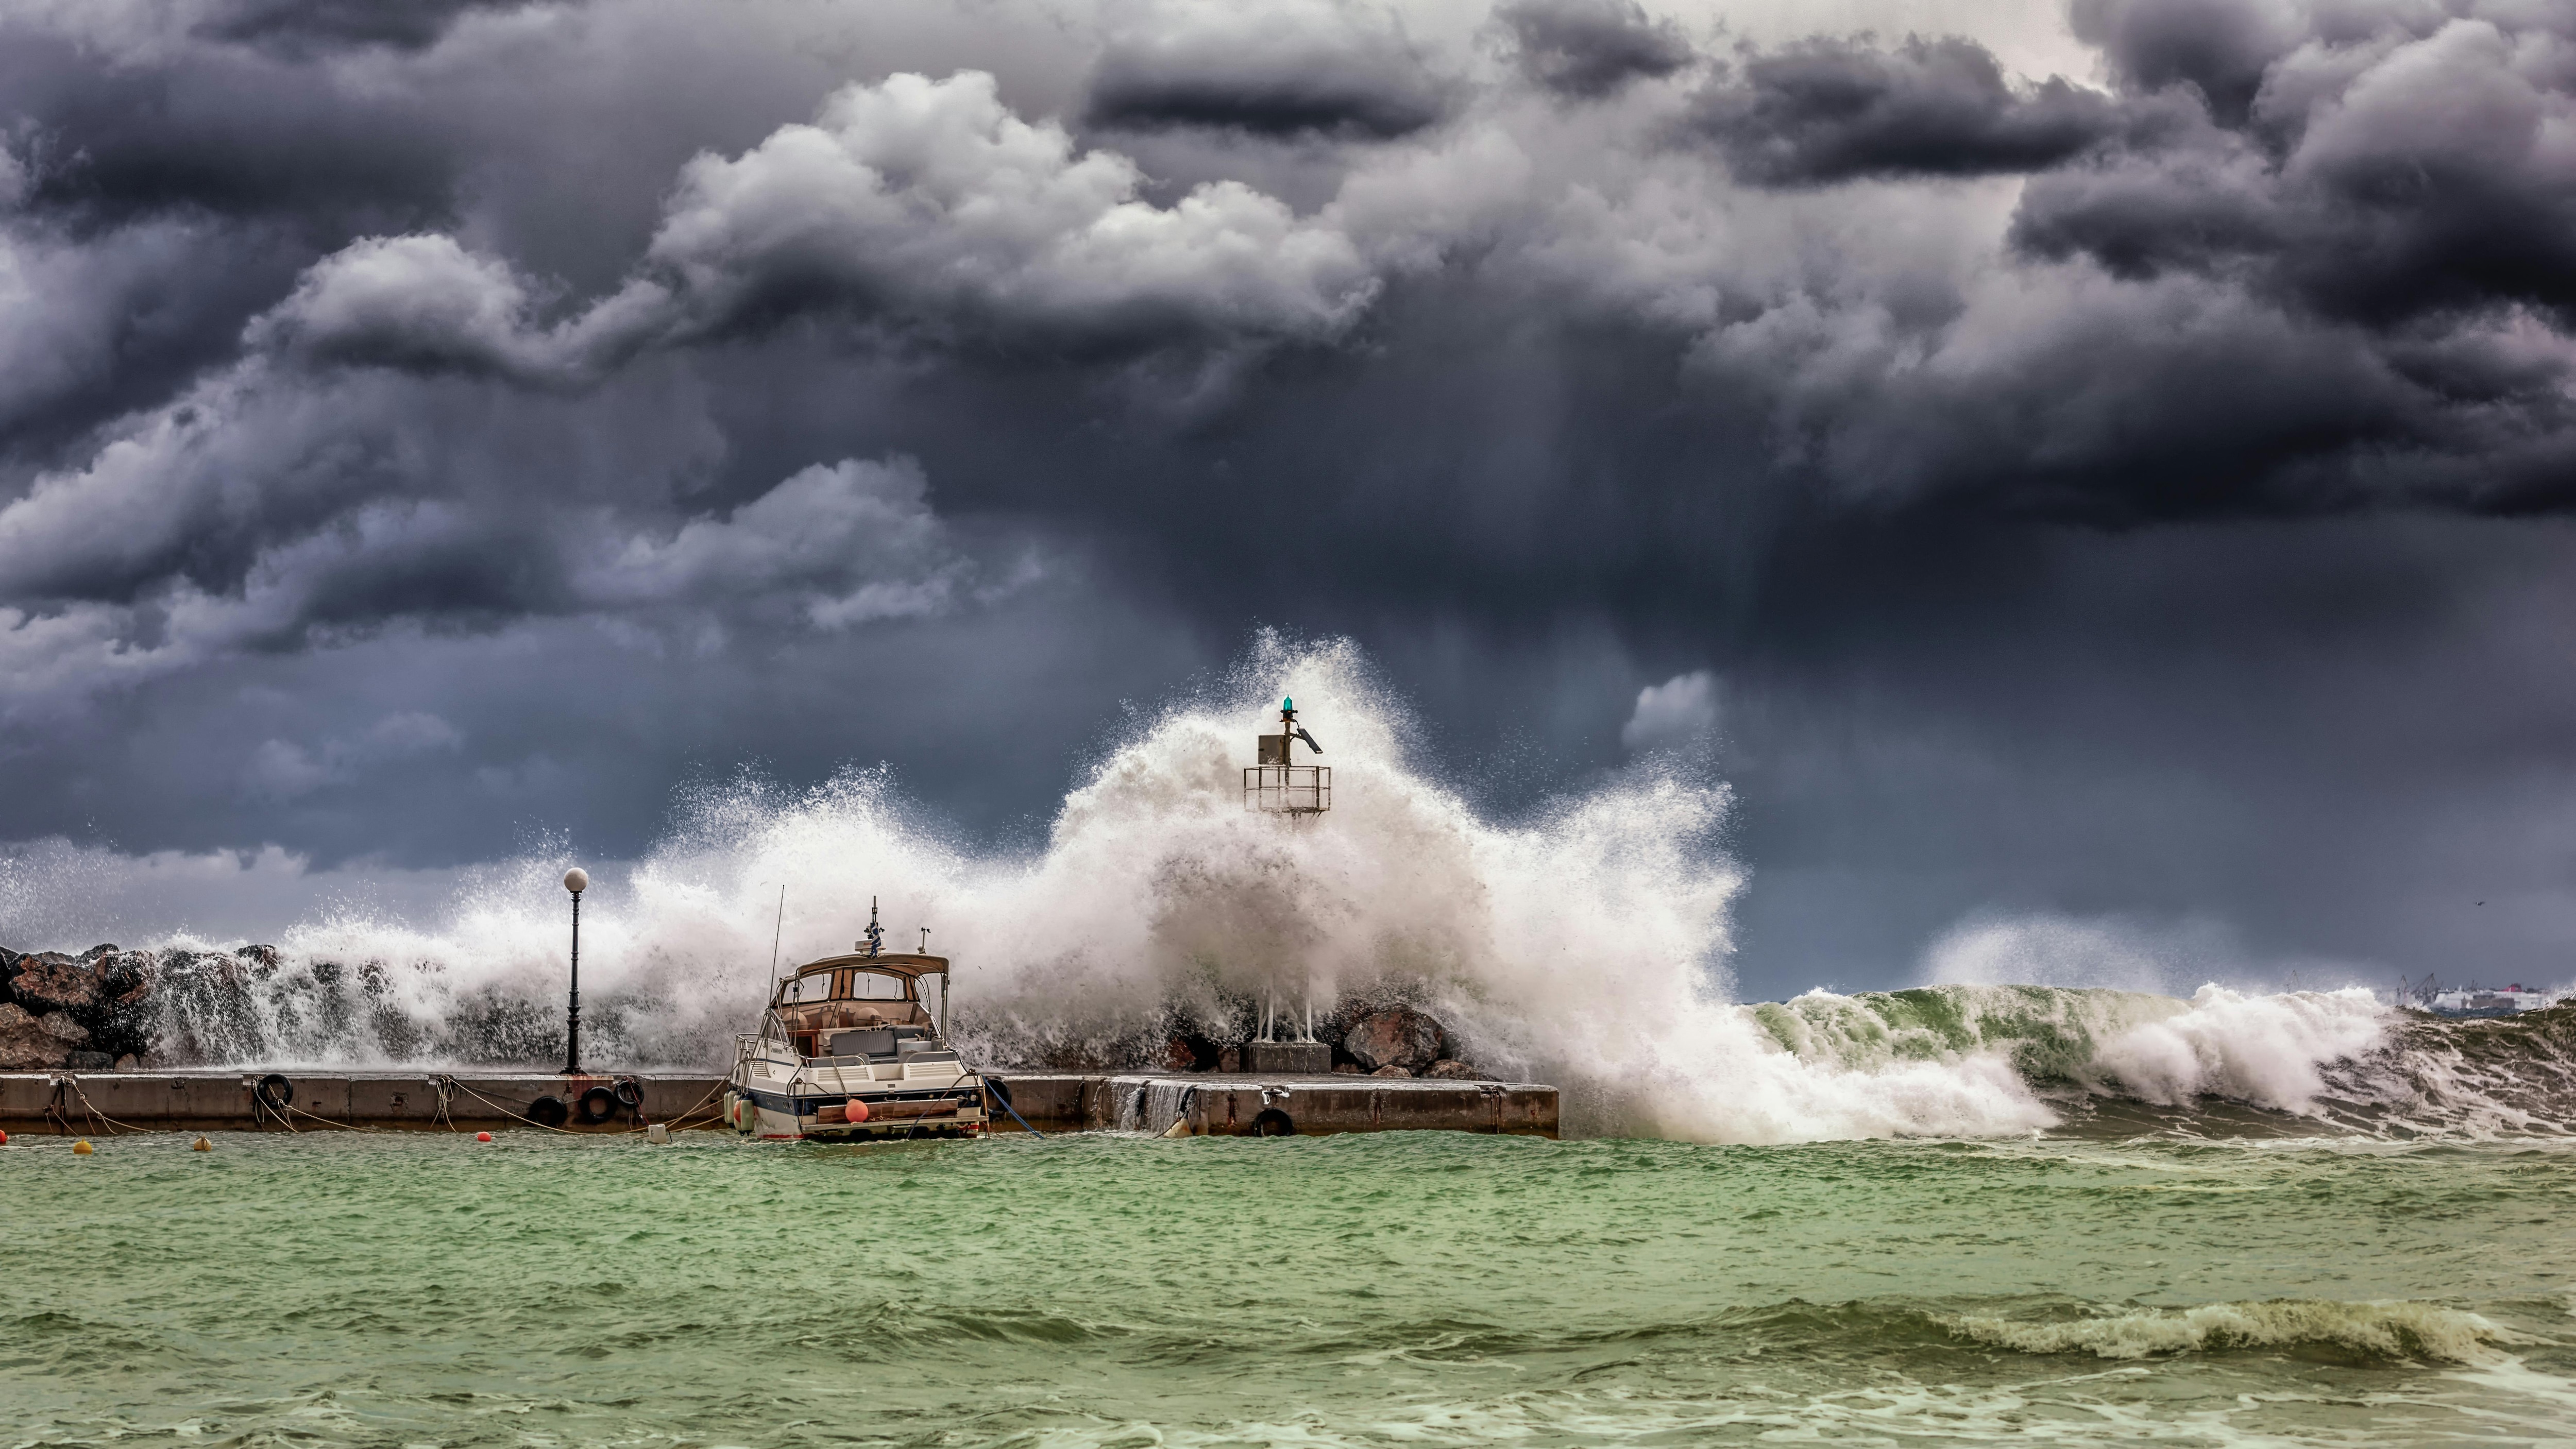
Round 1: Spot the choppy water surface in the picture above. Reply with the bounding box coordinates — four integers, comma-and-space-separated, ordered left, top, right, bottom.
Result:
6, 1129, 2574, 1447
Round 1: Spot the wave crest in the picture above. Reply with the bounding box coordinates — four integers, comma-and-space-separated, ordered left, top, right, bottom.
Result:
1948, 1299, 2527, 1363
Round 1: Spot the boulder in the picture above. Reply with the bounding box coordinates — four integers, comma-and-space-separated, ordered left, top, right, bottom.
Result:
0, 1002, 75, 1069
11, 952, 101, 1014
10, 949, 160, 1060
1217, 1045, 1241, 1072
1342, 1007, 1445, 1072
1423, 1059, 1492, 1081
1163, 1035, 1200, 1072
65, 1050, 114, 1071
1370, 1063, 1414, 1077
1332, 1062, 1364, 1075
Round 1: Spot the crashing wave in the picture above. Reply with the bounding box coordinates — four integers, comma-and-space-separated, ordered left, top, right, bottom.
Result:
6, 637, 2572, 1142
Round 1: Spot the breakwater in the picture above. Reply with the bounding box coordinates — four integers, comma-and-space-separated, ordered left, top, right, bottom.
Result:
0, 1069, 1557, 1137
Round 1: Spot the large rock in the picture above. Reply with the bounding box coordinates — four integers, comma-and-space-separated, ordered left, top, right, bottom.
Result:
10, 952, 101, 1016
8, 949, 160, 1060
0, 1002, 82, 1069
1342, 1007, 1445, 1072
1423, 1059, 1492, 1081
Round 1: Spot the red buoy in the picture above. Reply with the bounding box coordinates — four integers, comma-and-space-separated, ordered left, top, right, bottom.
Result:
476, 1131, 494, 1142
0, 1129, 10, 1145
845, 1099, 869, 1124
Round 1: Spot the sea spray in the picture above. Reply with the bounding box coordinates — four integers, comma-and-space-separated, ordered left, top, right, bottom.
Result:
7, 636, 2560, 1141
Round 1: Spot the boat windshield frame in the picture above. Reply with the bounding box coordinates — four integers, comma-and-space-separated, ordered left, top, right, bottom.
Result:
767, 952, 951, 1011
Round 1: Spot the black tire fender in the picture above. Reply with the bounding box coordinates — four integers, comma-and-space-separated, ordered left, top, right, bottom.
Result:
577, 1085, 619, 1124
528, 1094, 571, 1129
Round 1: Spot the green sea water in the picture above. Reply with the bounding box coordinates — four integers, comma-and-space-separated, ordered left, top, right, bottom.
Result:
5, 1129, 2574, 1447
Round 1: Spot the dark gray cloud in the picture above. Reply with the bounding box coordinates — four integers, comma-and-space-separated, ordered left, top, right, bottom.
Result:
1691, 34, 2125, 184
2068, 0, 2307, 127
8, 0, 2576, 993
192, 0, 534, 55
1084, 0, 1449, 139
1, 31, 454, 228
2018, 9, 2576, 330
1496, 0, 1694, 99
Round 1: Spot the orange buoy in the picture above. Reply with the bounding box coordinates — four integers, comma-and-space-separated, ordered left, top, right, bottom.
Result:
73, 1138, 94, 1155
845, 1099, 869, 1124
476, 1131, 494, 1142
0, 1128, 10, 1145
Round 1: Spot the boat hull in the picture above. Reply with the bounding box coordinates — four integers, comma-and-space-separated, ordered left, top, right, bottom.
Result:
725, 1083, 986, 1142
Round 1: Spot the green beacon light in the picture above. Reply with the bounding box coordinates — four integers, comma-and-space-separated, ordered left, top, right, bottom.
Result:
1282, 697, 1293, 710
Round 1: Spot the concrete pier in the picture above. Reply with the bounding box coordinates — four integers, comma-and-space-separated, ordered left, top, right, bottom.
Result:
0, 1070, 724, 1133
987, 1072, 1557, 1137
0, 1069, 1557, 1138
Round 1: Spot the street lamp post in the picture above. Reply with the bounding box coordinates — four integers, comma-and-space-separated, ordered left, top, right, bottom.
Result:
563, 867, 588, 1076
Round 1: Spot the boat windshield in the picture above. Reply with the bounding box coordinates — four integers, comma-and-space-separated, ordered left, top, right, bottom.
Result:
849, 970, 909, 1000
780, 967, 917, 1004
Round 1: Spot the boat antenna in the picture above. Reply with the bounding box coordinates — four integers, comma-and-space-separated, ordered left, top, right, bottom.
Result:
769, 883, 787, 986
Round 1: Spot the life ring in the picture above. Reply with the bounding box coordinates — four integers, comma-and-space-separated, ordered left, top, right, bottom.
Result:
577, 1085, 620, 1124
528, 1094, 571, 1129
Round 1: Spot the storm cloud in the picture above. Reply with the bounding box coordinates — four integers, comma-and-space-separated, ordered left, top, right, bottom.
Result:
7, 0, 2576, 994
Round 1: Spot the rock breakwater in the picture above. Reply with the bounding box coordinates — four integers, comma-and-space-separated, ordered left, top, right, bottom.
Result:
1154, 1001, 1493, 1080
0, 945, 172, 1069
0, 942, 289, 1070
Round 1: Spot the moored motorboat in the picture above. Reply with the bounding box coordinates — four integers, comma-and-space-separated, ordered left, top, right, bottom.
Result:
724, 911, 986, 1141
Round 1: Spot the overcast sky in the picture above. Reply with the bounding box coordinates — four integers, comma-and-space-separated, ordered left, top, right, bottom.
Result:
5, 0, 2576, 998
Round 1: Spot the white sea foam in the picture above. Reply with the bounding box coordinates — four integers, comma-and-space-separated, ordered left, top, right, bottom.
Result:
0, 636, 2469, 1143
1948, 1298, 2524, 1363
2084, 985, 2392, 1114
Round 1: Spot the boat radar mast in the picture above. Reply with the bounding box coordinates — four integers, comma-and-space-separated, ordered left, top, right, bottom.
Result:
1243, 696, 1331, 815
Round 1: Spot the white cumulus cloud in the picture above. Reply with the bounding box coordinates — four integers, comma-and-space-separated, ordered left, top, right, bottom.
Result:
1621, 669, 1719, 752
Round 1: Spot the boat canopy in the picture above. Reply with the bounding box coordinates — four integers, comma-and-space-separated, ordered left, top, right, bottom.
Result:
790, 951, 949, 981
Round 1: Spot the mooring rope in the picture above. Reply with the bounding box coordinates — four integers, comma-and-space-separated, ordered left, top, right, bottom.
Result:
648, 1077, 726, 1135
443, 1078, 587, 1135
29, 1070, 729, 1141
61, 1076, 154, 1136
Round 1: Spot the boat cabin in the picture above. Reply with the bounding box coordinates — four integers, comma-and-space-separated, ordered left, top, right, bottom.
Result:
767, 952, 950, 1061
